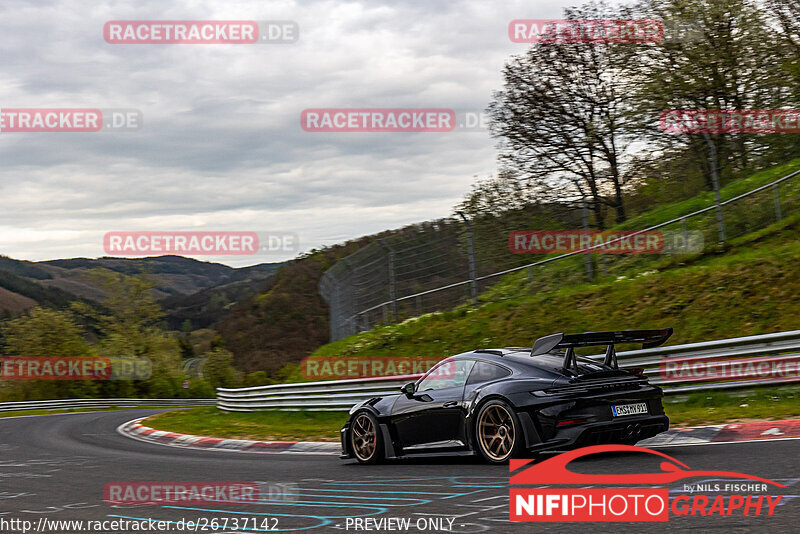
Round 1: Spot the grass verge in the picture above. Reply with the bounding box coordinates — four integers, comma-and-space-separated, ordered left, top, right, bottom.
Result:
0, 405, 176, 418
143, 388, 800, 442
666, 387, 800, 427
143, 407, 347, 442
311, 214, 800, 364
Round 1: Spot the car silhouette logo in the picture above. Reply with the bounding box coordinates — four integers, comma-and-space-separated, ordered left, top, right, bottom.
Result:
510, 444, 786, 487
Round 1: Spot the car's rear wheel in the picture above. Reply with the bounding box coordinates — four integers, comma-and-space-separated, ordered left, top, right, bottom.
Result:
475, 400, 523, 464
350, 411, 384, 464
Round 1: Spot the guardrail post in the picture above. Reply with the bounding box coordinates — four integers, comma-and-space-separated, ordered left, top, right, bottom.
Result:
341, 258, 358, 338
703, 133, 726, 244
773, 183, 782, 221
457, 211, 478, 306
388, 251, 398, 320
377, 239, 399, 321
681, 217, 688, 253
330, 281, 340, 341
581, 198, 593, 281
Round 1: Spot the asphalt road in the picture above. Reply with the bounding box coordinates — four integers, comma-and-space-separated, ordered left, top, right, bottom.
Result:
0, 409, 796, 533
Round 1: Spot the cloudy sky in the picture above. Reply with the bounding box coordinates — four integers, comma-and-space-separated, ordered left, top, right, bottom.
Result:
0, 0, 585, 267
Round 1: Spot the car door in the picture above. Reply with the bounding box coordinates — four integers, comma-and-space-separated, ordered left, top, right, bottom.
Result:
390, 359, 476, 450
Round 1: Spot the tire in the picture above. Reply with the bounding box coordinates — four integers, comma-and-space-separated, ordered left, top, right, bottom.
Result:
474, 399, 524, 464
349, 411, 384, 464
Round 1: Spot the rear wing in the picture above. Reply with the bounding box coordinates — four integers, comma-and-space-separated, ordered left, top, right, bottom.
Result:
530, 328, 673, 373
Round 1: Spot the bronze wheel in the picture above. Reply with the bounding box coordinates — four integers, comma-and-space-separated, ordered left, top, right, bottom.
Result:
476, 402, 519, 463
351, 412, 381, 464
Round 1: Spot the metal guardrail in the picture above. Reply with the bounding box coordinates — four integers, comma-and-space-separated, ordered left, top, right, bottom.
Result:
0, 398, 215, 413
217, 375, 423, 412
586, 330, 800, 393
217, 331, 800, 411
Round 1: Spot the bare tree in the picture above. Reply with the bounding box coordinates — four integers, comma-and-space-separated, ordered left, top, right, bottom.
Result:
631, 0, 790, 188
489, 3, 636, 228
768, 0, 800, 51
768, 0, 800, 101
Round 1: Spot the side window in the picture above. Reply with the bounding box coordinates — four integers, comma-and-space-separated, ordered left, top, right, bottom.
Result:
417, 359, 476, 392
466, 361, 511, 385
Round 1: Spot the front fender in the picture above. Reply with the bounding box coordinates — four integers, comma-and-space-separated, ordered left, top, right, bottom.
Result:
342, 396, 400, 460
348, 399, 376, 416
348, 394, 398, 418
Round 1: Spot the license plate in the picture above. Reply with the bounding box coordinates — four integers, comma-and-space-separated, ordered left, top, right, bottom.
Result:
612, 402, 648, 417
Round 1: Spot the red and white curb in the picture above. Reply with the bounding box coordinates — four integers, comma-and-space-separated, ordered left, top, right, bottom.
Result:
639, 418, 800, 447
117, 417, 341, 455
118, 416, 800, 455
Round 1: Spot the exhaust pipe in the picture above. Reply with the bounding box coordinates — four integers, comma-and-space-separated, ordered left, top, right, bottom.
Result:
622, 424, 641, 440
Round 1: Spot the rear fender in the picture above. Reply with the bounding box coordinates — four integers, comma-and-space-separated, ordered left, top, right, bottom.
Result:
466, 389, 542, 452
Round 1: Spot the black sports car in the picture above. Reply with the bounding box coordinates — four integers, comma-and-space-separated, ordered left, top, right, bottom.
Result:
341, 329, 672, 464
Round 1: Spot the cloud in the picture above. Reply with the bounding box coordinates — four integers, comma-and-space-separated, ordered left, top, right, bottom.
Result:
0, 0, 581, 267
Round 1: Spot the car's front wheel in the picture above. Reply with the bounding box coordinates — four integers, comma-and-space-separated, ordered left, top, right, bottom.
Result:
350, 411, 384, 464
474, 400, 523, 464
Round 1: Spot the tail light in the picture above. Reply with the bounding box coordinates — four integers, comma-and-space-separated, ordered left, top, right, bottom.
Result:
557, 418, 589, 427
629, 367, 645, 376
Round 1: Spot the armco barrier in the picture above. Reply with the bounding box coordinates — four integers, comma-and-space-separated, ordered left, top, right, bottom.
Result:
0, 398, 215, 413
217, 374, 423, 412
217, 331, 800, 411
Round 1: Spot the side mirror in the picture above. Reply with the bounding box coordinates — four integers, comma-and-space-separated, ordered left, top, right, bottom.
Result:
401, 382, 416, 396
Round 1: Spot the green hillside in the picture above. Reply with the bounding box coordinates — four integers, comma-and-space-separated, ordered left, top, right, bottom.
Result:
313, 210, 800, 360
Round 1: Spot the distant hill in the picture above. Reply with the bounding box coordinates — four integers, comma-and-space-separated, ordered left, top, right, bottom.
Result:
0, 254, 285, 321
160, 270, 281, 330
0, 285, 38, 315
0, 241, 390, 374
214, 221, 486, 374
0, 268, 96, 315
217, 240, 378, 374
0, 256, 54, 280
37, 256, 283, 299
